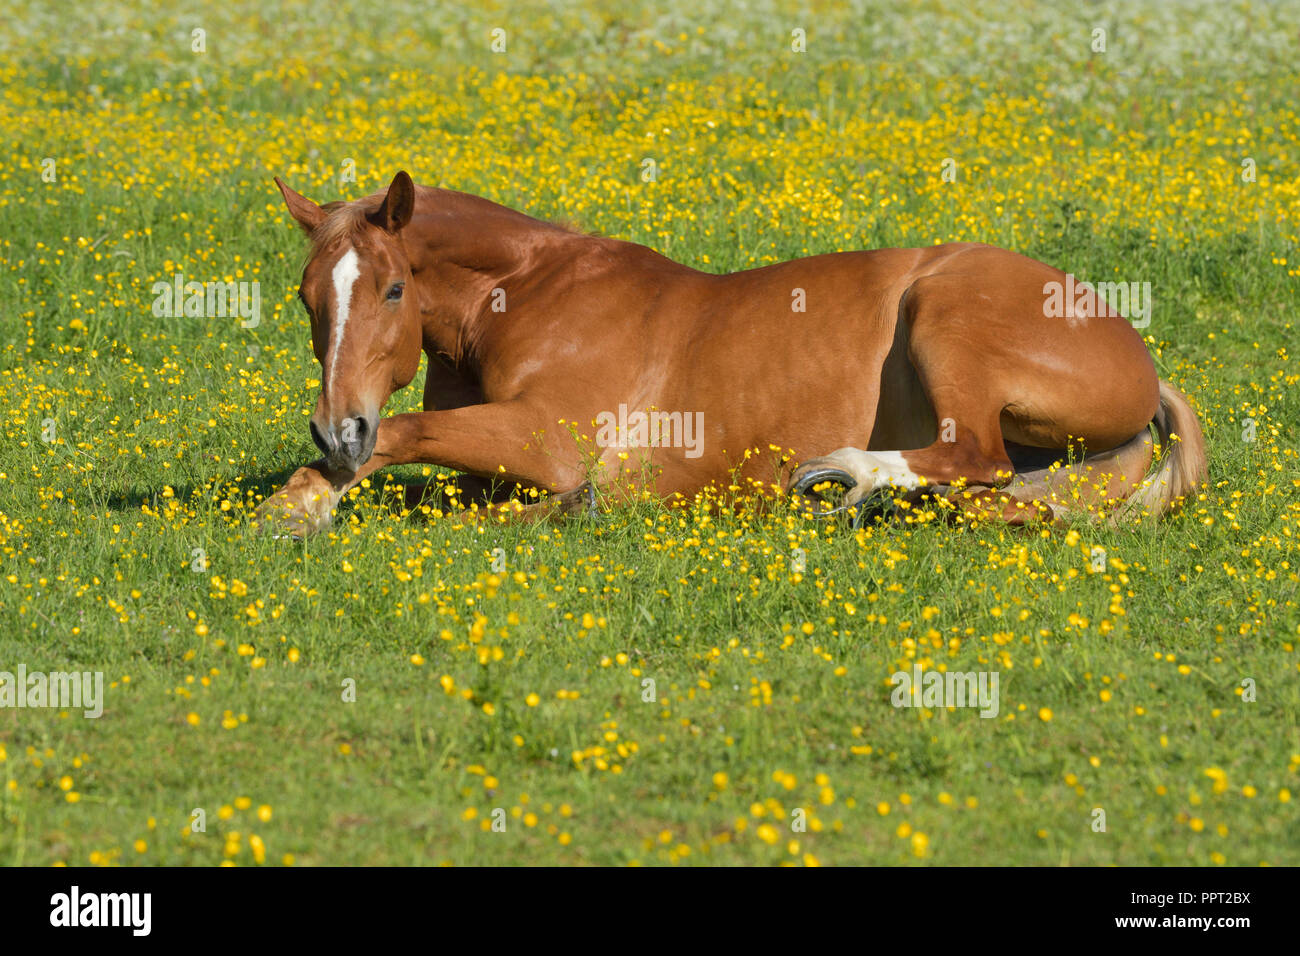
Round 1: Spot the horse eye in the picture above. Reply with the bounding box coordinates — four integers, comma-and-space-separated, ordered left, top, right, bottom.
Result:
386, 283, 404, 302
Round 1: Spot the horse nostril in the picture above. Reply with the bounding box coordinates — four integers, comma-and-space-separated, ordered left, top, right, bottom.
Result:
310, 420, 331, 455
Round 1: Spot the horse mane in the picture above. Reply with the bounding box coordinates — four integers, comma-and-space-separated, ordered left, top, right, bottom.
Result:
308, 200, 379, 257
306, 188, 588, 262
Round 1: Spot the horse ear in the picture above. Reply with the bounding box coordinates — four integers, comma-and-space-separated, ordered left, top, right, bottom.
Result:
373, 170, 416, 233
275, 177, 326, 234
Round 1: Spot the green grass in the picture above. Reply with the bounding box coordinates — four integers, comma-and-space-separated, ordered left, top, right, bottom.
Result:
0, 0, 1297, 865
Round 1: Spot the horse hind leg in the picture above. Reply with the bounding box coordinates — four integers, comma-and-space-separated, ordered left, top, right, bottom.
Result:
998, 430, 1158, 523
788, 420, 1164, 526
790, 272, 1080, 526
788, 411, 1042, 524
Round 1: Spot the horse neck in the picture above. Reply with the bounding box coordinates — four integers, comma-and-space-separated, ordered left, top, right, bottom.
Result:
407, 189, 579, 366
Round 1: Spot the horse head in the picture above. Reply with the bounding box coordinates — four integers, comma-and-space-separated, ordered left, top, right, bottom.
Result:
275, 171, 424, 472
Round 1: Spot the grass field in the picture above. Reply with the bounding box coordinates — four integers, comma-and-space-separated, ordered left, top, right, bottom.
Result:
1, 0, 1298, 865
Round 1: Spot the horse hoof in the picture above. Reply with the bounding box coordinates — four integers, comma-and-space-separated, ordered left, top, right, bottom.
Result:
789, 467, 859, 518
789, 467, 857, 497
252, 494, 333, 539
553, 481, 600, 519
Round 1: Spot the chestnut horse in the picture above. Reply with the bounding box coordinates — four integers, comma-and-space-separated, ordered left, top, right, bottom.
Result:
254, 171, 1206, 536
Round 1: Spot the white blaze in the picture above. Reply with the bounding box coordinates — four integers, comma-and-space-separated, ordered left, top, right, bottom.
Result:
326, 246, 361, 407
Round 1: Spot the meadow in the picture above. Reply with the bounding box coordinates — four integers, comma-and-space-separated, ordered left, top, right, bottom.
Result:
0, 0, 1297, 865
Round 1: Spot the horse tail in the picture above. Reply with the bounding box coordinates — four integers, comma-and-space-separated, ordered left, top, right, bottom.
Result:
1001, 380, 1206, 523
1115, 380, 1207, 520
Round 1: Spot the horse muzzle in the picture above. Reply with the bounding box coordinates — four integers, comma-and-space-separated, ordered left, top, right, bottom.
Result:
310, 413, 378, 473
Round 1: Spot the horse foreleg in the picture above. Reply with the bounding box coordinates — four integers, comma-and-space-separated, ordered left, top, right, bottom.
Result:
254, 402, 587, 536
251, 458, 357, 538
442, 481, 599, 526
